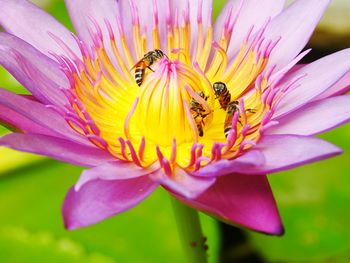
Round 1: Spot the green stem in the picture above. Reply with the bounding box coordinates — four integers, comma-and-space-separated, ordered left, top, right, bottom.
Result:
171, 197, 208, 263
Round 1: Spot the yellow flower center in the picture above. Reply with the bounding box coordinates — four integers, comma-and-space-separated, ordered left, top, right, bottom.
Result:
57, 4, 279, 173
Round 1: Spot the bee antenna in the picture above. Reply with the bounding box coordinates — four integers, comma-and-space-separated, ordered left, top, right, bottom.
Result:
163, 52, 169, 60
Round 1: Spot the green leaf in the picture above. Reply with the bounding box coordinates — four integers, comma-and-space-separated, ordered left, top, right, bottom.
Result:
0, 148, 44, 175
0, 226, 115, 263
249, 123, 350, 262
0, 161, 219, 263
213, 0, 226, 19
0, 67, 26, 94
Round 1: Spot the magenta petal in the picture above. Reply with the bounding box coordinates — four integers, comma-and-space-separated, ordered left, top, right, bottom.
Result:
267, 95, 350, 136
215, 0, 285, 59
193, 150, 265, 177
151, 168, 216, 199
274, 49, 350, 118
0, 88, 88, 145
264, 0, 330, 70
243, 135, 342, 175
0, 0, 79, 57
0, 133, 114, 167
0, 33, 69, 107
0, 104, 57, 135
63, 176, 158, 230
75, 162, 160, 191
176, 174, 284, 235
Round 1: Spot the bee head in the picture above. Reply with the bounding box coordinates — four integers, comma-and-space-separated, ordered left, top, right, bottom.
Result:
197, 91, 205, 98
213, 82, 227, 96
154, 49, 164, 58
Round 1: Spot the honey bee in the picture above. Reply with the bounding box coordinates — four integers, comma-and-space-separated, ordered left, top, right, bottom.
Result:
190, 92, 210, 137
132, 49, 166, 86
224, 100, 240, 138
213, 82, 231, 110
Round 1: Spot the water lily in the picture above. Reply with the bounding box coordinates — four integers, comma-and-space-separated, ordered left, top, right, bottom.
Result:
0, 0, 350, 240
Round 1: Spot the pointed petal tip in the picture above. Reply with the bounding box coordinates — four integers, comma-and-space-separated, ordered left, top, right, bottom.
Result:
63, 214, 94, 231
225, 208, 285, 236
62, 218, 80, 231
258, 222, 285, 236
276, 224, 285, 236
226, 219, 285, 236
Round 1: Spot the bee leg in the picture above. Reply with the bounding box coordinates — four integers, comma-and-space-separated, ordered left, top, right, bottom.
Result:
237, 117, 243, 126
224, 127, 231, 138
198, 128, 204, 137
147, 66, 155, 72
200, 120, 206, 137
246, 108, 257, 114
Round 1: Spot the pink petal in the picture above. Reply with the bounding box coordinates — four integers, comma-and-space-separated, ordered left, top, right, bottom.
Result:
170, 0, 213, 54
65, 0, 167, 56
75, 162, 160, 191
176, 174, 284, 235
0, 0, 79, 57
64, 0, 119, 51
274, 48, 350, 118
215, 0, 285, 59
63, 176, 158, 230
316, 70, 350, 100
0, 88, 88, 145
0, 33, 69, 107
243, 135, 342, 175
265, 0, 330, 70
267, 95, 350, 136
113, 0, 212, 53
193, 150, 265, 177
197, 135, 342, 177
150, 168, 216, 199
66, 0, 213, 60
0, 133, 114, 167
117, 0, 165, 51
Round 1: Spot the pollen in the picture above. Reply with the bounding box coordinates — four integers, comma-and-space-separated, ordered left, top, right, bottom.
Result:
53, 0, 282, 174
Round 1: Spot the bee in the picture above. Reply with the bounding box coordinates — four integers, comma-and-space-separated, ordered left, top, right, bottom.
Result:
224, 101, 240, 138
190, 92, 210, 137
223, 101, 257, 138
132, 49, 166, 86
213, 82, 231, 110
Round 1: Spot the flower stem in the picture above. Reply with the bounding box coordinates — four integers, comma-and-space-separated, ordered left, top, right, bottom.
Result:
171, 197, 208, 263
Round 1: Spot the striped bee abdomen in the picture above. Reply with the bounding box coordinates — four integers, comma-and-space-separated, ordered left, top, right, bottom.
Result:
224, 101, 240, 138
135, 67, 145, 86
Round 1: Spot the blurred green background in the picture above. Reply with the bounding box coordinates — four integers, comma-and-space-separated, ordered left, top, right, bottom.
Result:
0, 1, 350, 262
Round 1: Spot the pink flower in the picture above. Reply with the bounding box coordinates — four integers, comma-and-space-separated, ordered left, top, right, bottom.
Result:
0, 0, 350, 235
